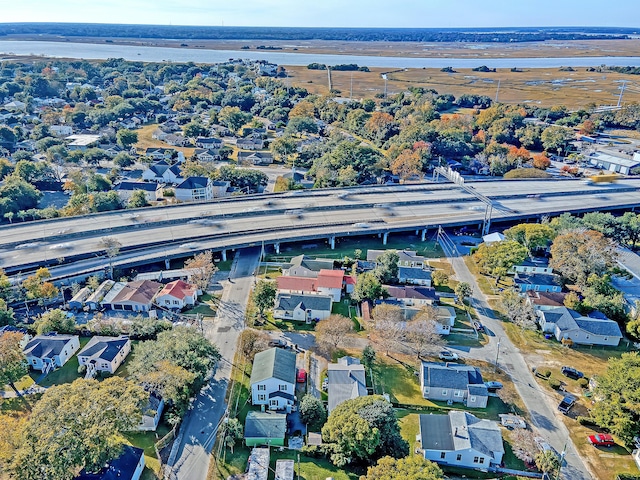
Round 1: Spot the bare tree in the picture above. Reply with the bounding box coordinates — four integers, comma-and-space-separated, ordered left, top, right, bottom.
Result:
316, 314, 353, 353
239, 329, 270, 361
508, 428, 538, 465
372, 303, 404, 325
185, 250, 218, 291
374, 319, 406, 355
405, 319, 444, 359
99, 236, 122, 279
500, 290, 536, 330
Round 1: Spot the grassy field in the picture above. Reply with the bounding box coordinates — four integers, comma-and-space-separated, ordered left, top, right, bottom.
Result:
286, 65, 640, 108
134, 124, 196, 157
267, 235, 444, 262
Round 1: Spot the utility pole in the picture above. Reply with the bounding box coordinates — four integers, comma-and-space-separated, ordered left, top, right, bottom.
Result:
494, 338, 501, 372
382, 74, 388, 98
555, 443, 567, 480
326, 65, 332, 91
495, 79, 501, 103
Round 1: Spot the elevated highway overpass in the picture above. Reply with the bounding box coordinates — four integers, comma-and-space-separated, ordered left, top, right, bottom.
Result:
3, 178, 640, 280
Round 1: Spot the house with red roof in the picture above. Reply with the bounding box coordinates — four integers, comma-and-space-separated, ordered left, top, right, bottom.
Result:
316, 269, 344, 302
155, 280, 198, 309
276, 269, 346, 302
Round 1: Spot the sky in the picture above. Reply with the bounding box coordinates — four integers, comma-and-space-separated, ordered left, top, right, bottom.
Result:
0, 0, 637, 29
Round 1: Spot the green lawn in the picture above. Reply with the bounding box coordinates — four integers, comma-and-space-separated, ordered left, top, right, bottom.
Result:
266, 236, 443, 262
30, 337, 91, 387
257, 265, 282, 279
332, 297, 362, 331
123, 422, 172, 479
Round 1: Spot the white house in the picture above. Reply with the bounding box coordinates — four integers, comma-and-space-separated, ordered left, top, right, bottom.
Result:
418, 411, 504, 469
482, 232, 505, 244
77, 335, 131, 376
537, 307, 623, 346
384, 285, 438, 306
250, 348, 297, 411
367, 249, 426, 269
141, 160, 182, 183
420, 362, 488, 408
116, 182, 162, 203
101, 280, 162, 312
435, 306, 456, 335
138, 391, 165, 431
510, 257, 553, 275
23, 334, 80, 372
50, 125, 73, 137
174, 176, 214, 202
273, 293, 333, 322
155, 280, 198, 309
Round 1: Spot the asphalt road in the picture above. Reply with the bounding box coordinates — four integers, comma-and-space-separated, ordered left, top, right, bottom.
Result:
3, 179, 640, 275
166, 247, 261, 480
438, 234, 591, 480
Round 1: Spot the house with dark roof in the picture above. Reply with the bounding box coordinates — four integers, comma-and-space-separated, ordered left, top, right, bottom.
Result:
174, 176, 214, 202
237, 151, 273, 165
77, 336, 131, 376
273, 293, 333, 322
526, 291, 568, 311
367, 249, 426, 269
237, 137, 265, 150
417, 411, 504, 469
384, 285, 438, 306
141, 159, 182, 183
138, 391, 165, 431
76, 445, 145, 480
115, 181, 162, 203
250, 348, 297, 410
283, 255, 335, 278
194, 148, 220, 162
398, 267, 432, 286
195, 137, 223, 149
327, 357, 368, 413
510, 257, 553, 275
244, 411, 287, 447
155, 280, 198, 309
537, 307, 623, 346
23, 334, 80, 372
420, 362, 488, 408
514, 272, 562, 293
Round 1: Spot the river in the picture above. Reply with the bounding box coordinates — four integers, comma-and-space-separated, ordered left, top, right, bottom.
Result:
1, 40, 640, 68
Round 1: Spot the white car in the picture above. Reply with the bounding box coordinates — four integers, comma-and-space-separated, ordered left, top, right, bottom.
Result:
439, 350, 459, 361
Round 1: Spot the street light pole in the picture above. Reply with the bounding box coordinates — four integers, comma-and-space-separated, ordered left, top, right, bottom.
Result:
494, 338, 501, 372
555, 443, 567, 480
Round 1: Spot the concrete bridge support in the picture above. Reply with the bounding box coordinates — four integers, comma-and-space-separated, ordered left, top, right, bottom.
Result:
274, 243, 280, 255
329, 236, 335, 249
221, 249, 227, 261
165, 258, 171, 269
383, 232, 389, 245
421, 229, 427, 241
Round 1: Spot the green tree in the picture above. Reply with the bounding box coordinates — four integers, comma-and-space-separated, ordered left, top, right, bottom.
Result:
541, 125, 574, 155
361, 345, 376, 370
218, 106, 251, 132
322, 395, 408, 467
13, 377, 146, 480
504, 223, 555, 254
352, 272, 385, 303
299, 394, 327, 431
549, 230, 617, 285
535, 450, 560, 476
473, 240, 527, 283
22, 268, 59, 302
285, 116, 318, 136
362, 455, 444, 480
0, 158, 14, 180
127, 190, 149, 208
373, 250, 399, 284
182, 121, 207, 138
252, 280, 276, 318
34, 309, 76, 335
431, 270, 449, 287
113, 152, 135, 169
454, 282, 472, 305
270, 135, 297, 163
220, 417, 243, 454
0, 331, 29, 398
0, 298, 14, 326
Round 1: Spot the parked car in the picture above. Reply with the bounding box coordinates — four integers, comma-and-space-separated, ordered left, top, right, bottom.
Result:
268, 339, 287, 348
558, 394, 576, 414
534, 436, 557, 455
297, 369, 307, 383
439, 350, 459, 361
561, 366, 584, 380
484, 381, 503, 390
588, 434, 615, 447
473, 321, 485, 332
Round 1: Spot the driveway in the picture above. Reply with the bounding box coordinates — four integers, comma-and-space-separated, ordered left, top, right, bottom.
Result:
440, 232, 592, 480
166, 247, 260, 480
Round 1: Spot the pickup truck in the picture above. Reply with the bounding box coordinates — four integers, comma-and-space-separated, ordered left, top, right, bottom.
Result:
558, 395, 576, 414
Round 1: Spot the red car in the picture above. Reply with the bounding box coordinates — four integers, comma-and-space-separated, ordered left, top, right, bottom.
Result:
588, 434, 615, 447
296, 369, 307, 383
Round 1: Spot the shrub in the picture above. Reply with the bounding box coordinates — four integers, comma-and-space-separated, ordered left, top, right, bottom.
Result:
578, 378, 589, 388
77, 365, 87, 374
577, 415, 598, 427
163, 189, 175, 197
504, 168, 551, 179
543, 370, 552, 378
549, 378, 561, 389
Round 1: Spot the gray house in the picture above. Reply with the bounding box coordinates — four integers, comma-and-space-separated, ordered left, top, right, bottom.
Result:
537, 307, 623, 346
283, 255, 334, 278
420, 362, 488, 408
418, 411, 504, 469
273, 293, 333, 322
327, 356, 368, 413
398, 267, 432, 286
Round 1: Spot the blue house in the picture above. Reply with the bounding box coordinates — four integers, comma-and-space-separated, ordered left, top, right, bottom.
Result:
514, 273, 562, 293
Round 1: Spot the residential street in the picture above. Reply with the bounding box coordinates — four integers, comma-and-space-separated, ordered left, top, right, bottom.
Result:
439, 235, 592, 480
166, 247, 261, 480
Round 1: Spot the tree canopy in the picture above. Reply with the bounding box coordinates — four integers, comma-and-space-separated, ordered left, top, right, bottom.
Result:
473, 240, 527, 282
361, 455, 444, 480
549, 230, 617, 285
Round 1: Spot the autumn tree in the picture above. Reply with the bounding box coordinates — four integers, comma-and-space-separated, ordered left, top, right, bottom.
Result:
99, 236, 122, 280
0, 331, 29, 398
508, 428, 538, 465
365, 112, 397, 144
535, 450, 560, 476
316, 314, 353, 352
506, 145, 530, 167
322, 396, 408, 467
473, 240, 527, 284
579, 119, 596, 135
532, 152, 551, 170
238, 329, 270, 361
252, 280, 277, 318
184, 250, 218, 291
0, 298, 15, 326
13, 377, 146, 480
362, 455, 443, 480
549, 230, 617, 285
34, 308, 76, 334
22, 267, 59, 301
289, 101, 315, 118
405, 317, 444, 359
0, 413, 26, 475
390, 149, 422, 182
431, 270, 449, 287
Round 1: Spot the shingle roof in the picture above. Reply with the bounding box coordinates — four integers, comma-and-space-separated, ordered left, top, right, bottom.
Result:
385, 285, 437, 301
422, 362, 485, 390
23, 334, 78, 359
419, 414, 454, 450
157, 280, 198, 300
275, 293, 333, 313
327, 362, 367, 412
78, 336, 129, 362
514, 273, 562, 287
317, 269, 343, 289
526, 291, 567, 307
176, 176, 210, 190
250, 348, 297, 385
108, 280, 162, 305
244, 411, 287, 440
117, 181, 159, 192
539, 307, 622, 339
276, 276, 317, 293
76, 445, 144, 480
288, 255, 334, 273
398, 267, 432, 280
575, 319, 623, 337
